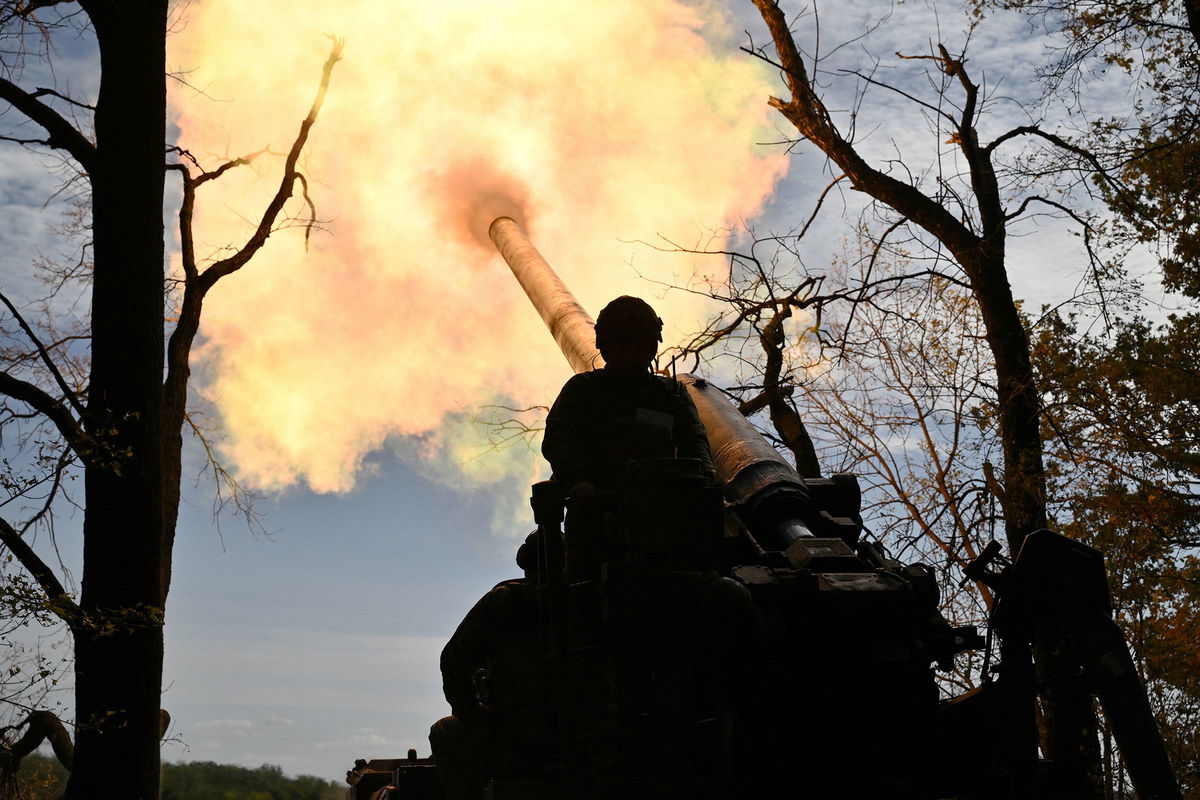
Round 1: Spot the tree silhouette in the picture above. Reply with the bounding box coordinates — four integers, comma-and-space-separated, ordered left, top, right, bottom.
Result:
0, 3, 340, 796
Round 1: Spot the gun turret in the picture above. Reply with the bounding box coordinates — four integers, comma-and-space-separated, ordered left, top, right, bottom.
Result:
489, 216, 602, 376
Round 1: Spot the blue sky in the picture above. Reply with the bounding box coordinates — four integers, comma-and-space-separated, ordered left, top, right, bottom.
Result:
1, 0, 1160, 785
161, 450, 517, 777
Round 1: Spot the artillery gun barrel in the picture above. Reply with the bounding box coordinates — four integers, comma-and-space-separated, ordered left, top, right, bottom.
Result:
489, 217, 813, 549
489, 216, 602, 375
677, 374, 814, 545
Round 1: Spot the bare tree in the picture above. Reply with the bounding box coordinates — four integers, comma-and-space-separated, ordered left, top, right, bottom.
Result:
750, 1, 1057, 550
733, 2, 1139, 791
0, 3, 340, 796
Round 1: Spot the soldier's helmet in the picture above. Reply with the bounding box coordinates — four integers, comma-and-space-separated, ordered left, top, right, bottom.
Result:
516, 531, 539, 573
594, 296, 663, 352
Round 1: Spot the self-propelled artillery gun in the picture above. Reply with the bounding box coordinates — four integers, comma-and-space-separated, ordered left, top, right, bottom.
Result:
346, 218, 1180, 800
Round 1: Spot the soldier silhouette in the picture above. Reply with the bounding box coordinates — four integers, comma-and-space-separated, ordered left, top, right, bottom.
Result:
428, 534, 553, 800
541, 296, 714, 580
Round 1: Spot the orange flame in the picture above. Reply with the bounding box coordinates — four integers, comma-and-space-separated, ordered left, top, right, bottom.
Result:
169, 0, 787, 496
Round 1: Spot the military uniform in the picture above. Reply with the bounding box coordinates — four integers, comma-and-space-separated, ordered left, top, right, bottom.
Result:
543, 367, 715, 580
430, 578, 555, 799
542, 367, 714, 490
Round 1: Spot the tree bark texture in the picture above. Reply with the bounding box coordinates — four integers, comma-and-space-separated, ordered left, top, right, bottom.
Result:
67, 3, 169, 798
1184, 0, 1200, 50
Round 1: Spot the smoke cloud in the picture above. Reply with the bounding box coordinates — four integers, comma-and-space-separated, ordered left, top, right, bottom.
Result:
430, 158, 532, 250
169, 0, 787, 500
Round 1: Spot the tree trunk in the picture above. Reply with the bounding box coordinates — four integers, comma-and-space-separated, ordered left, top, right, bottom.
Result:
956, 248, 1048, 552
66, 3, 169, 799
760, 309, 821, 477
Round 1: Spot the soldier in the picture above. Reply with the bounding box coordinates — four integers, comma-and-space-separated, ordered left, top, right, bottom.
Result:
428, 534, 552, 800
542, 295, 714, 579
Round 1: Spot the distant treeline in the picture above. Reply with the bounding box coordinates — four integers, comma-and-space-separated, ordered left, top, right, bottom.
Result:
16, 754, 343, 800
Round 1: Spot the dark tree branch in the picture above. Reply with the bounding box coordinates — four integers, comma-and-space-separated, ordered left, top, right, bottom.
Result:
195, 39, 342, 290
0, 515, 79, 624
0, 290, 86, 417
0, 77, 95, 170
739, 391, 771, 416
839, 216, 908, 353
163, 42, 341, 431
167, 145, 269, 188
0, 371, 88, 457
0, 134, 53, 146
759, 306, 822, 476
12, 0, 77, 15
674, 276, 822, 362
985, 123, 1110, 166
18, 448, 75, 538
981, 123, 1153, 226
158, 42, 342, 604
31, 86, 95, 111
183, 411, 261, 531
165, 164, 198, 281
1005, 195, 1110, 323
295, 171, 318, 249
847, 63, 958, 126
0, 710, 74, 779
797, 174, 847, 239
934, 44, 1008, 241
751, 0, 980, 259
165, 147, 270, 281
1005, 195, 1095, 232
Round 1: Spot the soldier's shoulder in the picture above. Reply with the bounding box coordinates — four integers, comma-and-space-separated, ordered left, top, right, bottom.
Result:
558, 371, 601, 393
490, 578, 527, 592
471, 579, 528, 611
548, 373, 596, 411
487, 578, 537, 610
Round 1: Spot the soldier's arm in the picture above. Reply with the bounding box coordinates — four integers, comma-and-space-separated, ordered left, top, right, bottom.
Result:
439, 586, 508, 722
671, 382, 716, 481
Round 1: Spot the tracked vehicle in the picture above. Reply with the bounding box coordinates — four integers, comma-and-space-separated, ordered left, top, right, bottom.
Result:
345, 218, 1179, 800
